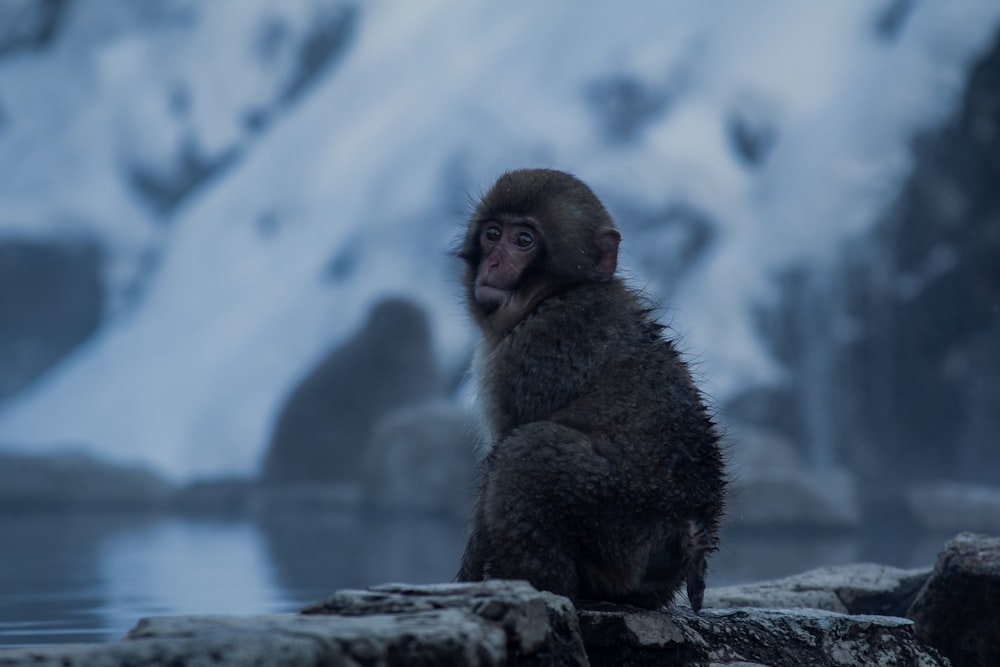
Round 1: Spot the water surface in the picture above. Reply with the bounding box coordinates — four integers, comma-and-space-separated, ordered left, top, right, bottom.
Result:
0, 511, 942, 647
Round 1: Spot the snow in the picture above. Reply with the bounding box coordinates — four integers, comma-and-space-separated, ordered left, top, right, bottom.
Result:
1, 1, 998, 481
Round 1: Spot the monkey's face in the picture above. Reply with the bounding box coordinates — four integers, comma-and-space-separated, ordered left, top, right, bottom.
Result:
473, 218, 541, 313
461, 169, 622, 336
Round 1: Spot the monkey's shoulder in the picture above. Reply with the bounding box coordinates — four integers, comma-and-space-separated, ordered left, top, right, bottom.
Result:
527, 280, 654, 332
484, 282, 683, 391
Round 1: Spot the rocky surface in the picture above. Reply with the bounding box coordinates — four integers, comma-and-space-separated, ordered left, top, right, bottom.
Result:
0, 612, 508, 667
705, 562, 931, 617
2, 533, 997, 665
579, 605, 945, 667
0, 581, 586, 667
0, 575, 958, 667
305, 581, 588, 666
908, 532, 1000, 667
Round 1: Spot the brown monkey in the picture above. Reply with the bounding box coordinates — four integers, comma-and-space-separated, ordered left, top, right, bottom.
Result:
456, 168, 724, 612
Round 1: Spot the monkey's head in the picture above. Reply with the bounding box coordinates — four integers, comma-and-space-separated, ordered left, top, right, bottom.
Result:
461, 169, 621, 337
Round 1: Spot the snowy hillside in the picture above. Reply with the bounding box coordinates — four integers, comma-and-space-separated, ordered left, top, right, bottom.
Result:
1, 0, 998, 480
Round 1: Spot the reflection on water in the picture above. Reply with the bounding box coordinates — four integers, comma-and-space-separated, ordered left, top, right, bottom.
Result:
0, 511, 943, 647
97, 519, 288, 631
0, 513, 135, 646
0, 510, 468, 647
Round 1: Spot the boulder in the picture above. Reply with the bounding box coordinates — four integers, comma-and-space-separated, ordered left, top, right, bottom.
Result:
0, 578, 959, 666
705, 563, 930, 617
578, 605, 946, 667
0, 581, 586, 667
908, 532, 1000, 667
305, 581, 588, 666
0, 612, 508, 667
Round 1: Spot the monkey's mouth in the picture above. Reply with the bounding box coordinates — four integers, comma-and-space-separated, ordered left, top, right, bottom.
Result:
474, 283, 512, 312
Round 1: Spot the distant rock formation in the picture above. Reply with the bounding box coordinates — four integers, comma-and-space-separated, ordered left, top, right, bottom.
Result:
0, 449, 171, 511
0, 0, 66, 57
734, 24, 1000, 513
360, 400, 478, 518
836, 25, 1000, 495
0, 239, 104, 404
260, 297, 442, 485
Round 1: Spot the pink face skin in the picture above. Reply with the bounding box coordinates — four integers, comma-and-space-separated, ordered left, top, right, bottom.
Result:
474, 220, 540, 313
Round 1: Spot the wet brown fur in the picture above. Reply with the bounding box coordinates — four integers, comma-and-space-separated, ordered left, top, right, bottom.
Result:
456, 169, 725, 611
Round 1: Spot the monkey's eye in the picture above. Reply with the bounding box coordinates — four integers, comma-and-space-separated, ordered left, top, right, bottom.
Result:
514, 230, 535, 249
483, 225, 501, 242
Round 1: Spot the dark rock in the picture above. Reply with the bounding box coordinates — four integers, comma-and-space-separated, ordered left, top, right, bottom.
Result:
579, 605, 946, 667
127, 140, 238, 218
0, 612, 507, 666
610, 200, 716, 296
0, 577, 958, 666
131, 612, 507, 666
0, 450, 173, 512
706, 563, 931, 618
584, 72, 674, 144
0, 238, 105, 403
750, 25, 1000, 502
908, 532, 1000, 667
873, 0, 917, 41
127, 5, 357, 218
360, 400, 478, 517
0, 0, 66, 57
322, 233, 363, 281
727, 95, 778, 167
260, 297, 442, 485
305, 581, 588, 666
843, 27, 1000, 490
280, 4, 358, 103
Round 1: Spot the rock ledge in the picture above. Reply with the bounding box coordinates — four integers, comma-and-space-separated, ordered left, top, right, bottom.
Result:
0, 578, 951, 667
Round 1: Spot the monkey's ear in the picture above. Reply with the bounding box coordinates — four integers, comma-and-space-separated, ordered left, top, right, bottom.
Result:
590, 228, 620, 282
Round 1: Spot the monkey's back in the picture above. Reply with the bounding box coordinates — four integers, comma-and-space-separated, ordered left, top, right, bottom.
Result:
478, 279, 723, 516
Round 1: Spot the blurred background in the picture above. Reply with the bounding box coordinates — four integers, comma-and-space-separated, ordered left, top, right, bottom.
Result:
1, 0, 998, 647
